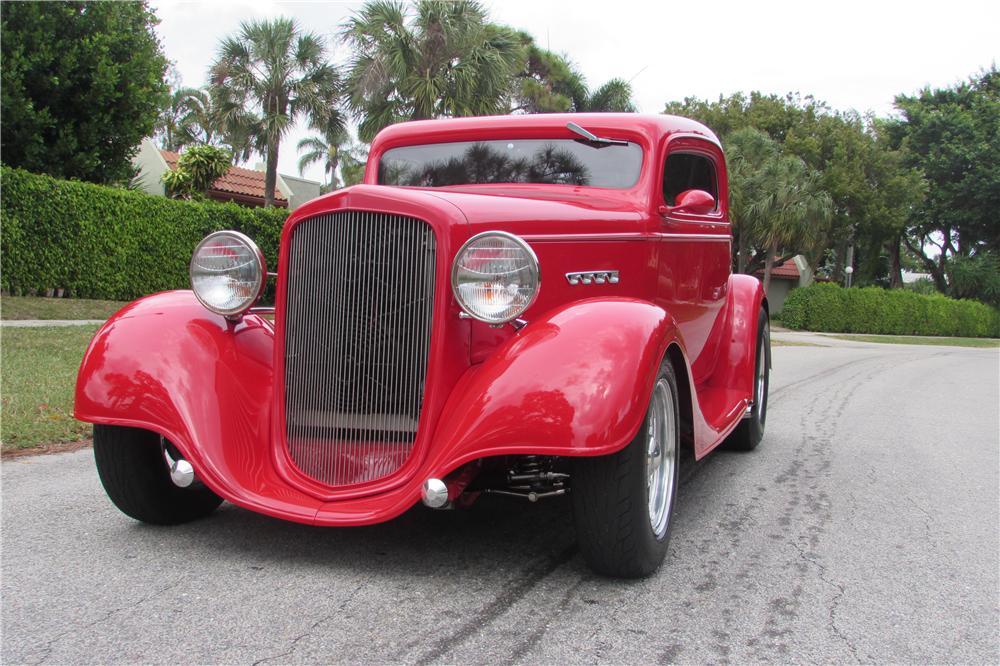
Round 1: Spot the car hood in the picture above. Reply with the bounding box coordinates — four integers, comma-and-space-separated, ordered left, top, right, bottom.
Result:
419, 185, 646, 237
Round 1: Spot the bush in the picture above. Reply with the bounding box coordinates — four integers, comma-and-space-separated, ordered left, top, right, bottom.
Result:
1, 166, 288, 300
781, 283, 1000, 338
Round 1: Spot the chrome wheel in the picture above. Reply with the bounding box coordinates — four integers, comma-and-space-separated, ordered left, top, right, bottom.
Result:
646, 378, 676, 539
756, 321, 769, 427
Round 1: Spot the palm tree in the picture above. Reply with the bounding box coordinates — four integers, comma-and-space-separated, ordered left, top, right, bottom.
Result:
342, 0, 522, 142
727, 127, 832, 290
511, 36, 636, 114
155, 86, 202, 151
576, 78, 637, 112
297, 123, 361, 191
753, 156, 832, 294
210, 17, 340, 206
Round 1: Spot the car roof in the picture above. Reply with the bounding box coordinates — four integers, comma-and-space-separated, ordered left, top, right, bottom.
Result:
369, 113, 721, 152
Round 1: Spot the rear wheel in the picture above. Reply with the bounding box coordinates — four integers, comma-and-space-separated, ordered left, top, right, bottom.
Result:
93, 425, 222, 525
727, 308, 770, 451
571, 359, 681, 578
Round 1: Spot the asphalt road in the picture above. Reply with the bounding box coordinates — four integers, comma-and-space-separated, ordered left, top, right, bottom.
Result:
3, 334, 998, 664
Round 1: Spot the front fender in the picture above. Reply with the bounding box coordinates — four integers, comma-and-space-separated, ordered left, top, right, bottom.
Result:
423, 298, 676, 475
74, 290, 325, 523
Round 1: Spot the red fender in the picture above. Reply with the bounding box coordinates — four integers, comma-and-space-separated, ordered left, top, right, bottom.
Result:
74, 291, 326, 524
690, 273, 767, 458
422, 298, 676, 473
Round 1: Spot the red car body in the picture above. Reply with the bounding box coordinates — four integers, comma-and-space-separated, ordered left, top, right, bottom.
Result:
75, 113, 766, 527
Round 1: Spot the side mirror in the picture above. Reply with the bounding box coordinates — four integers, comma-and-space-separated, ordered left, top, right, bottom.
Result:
669, 189, 716, 215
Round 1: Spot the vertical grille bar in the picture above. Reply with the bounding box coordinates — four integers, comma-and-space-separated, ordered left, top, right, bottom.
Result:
283, 211, 436, 486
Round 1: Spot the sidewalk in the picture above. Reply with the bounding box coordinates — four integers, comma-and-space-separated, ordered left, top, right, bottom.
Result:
1, 319, 106, 327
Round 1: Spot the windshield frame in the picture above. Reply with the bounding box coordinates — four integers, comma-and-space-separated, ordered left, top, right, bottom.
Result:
376, 136, 646, 191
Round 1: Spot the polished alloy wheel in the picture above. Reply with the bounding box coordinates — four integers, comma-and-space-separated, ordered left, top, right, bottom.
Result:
646, 378, 676, 538
756, 322, 769, 426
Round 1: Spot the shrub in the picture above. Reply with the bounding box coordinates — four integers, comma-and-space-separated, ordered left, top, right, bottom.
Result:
781, 283, 1000, 338
1, 166, 288, 300
163, 145, 232, 199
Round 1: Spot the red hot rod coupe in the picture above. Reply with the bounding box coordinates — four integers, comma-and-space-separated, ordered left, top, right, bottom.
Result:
76, 113, 770, 578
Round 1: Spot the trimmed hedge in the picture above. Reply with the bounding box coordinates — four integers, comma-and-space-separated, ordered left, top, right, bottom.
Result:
1, 166, 288, 300
781, 283, 1000, 338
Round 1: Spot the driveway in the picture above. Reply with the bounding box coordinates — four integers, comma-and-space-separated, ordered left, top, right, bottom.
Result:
3, 335, 998, 664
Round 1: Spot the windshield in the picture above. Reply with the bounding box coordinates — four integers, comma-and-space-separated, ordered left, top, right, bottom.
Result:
378, 139, 643, 189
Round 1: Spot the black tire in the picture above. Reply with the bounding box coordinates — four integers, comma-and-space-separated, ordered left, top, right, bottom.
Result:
571, 359, 681, 578
93, 425, 222, 525
726, 307, 770, 451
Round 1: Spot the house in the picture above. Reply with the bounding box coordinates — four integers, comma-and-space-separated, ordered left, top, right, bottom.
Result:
754, 255, 813, 313
132, 138, 321, 210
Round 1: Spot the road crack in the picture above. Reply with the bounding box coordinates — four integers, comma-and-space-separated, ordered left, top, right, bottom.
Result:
251, 580, 368, 665
30, 581, 182, 665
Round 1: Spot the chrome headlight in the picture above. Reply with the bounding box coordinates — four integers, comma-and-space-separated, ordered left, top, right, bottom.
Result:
189, 230, 266, 318
451, 231, 540, 324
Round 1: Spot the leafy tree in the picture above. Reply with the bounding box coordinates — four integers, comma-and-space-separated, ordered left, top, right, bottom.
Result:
162, 145, 232, 199
948, 253, 1000, 306
887, 67, 1000, 293
342, 0, 522, 142
665, 92, 923, 287
210, 17, 340, 206
664, 92, 827, 143
1, 1, 169, 184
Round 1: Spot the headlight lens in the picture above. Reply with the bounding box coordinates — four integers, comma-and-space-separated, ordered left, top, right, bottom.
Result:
189, 230, 266, 317
451, 231, 540, 324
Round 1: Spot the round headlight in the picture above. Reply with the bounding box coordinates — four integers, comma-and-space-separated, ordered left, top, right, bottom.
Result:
451, 231, 540, 324
189, 230, 266, 318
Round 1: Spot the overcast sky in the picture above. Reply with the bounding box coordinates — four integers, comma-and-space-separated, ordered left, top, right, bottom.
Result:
151, 0, 1000, 184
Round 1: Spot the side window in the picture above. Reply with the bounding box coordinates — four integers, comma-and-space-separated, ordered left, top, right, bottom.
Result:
662, 152, 718, 207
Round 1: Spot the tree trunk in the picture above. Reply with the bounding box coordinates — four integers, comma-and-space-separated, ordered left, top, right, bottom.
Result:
762, 239, 777, 295
264, 138, 279, 208
736, 226, 747, 274
888, 234, 903, 288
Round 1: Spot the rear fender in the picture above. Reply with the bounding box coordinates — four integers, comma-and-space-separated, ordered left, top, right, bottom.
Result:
423, 298, 678, 475
715, 273, 768, 398
74, 290, 324, 523
689, 273, 767, 458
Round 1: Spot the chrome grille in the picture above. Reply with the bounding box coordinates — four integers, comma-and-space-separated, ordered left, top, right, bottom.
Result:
283, 211, 436, 486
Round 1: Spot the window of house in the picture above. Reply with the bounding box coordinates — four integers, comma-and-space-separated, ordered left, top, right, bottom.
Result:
662, 152, 718, 207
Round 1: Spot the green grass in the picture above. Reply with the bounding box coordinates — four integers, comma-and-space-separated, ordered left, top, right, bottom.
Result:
1, 325, 99, 450
1, 296, 128, 320
771, 338, 826, 347
825, 334, 1000, 348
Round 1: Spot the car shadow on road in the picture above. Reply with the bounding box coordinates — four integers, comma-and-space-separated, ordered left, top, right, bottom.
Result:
116, 448, 733, 580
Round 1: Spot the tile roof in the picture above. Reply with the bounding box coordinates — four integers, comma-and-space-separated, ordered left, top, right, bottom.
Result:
769, 260, 801, 279
161, 149, 287, 203
754, 259, 801, 280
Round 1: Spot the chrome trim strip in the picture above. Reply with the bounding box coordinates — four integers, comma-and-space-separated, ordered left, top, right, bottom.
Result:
660, 218, 731, 227
654, 233, 731, 242
521, 233, 646, 243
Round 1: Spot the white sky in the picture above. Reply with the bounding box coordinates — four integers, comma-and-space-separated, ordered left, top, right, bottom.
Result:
151, 0, 1000, 184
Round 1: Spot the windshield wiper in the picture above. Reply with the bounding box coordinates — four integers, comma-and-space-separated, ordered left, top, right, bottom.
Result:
566, 121, 629, 146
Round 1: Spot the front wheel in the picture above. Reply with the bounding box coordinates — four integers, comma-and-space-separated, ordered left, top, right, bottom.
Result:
571, 359, 681, 578
93, 425, 222, 525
